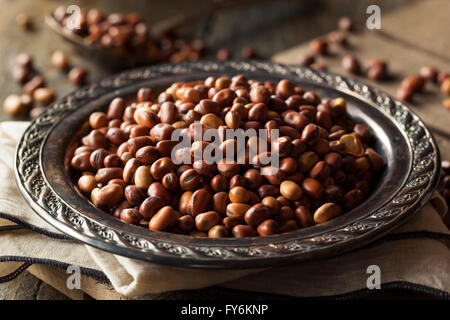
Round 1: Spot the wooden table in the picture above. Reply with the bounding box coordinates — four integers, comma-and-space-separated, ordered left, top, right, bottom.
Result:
0, 0, 448, 300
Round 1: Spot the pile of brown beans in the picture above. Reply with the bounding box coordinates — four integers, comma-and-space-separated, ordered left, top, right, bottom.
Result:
70, 76, 385, 238
53, 6, 205, 64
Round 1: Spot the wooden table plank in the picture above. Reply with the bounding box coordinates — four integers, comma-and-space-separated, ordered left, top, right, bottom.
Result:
380, 0, 450, 60
272, 11, 450, 158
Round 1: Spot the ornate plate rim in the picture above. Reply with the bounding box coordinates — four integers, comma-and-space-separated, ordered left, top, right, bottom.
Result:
14, 60, 440, 268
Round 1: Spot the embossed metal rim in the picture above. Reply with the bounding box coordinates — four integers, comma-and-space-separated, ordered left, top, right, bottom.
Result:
14, 61, 440, 268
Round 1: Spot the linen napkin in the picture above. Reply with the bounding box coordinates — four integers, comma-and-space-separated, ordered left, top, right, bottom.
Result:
0, 121, 449, 299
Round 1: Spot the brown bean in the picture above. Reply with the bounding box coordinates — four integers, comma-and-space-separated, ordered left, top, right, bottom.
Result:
89, 148, 107, 169
258, 184, 279, 198
105, 127, 126, 145
212, 192, 229, 216
161, 171, 178, 191
24, 75, 44, 95
158, 101, 177, 124
340, 133, 364, 157
156, 140, 178, 157
210, 175, 229, 192
278, 219, 299, 233
248, 103, 268, 123
69, 67, 88, 85
302, 178, 324, 199
107, 97, 126, 120
313, 202, 342, 224
276, 79, 295, 99
89, 112, 108, 129
224, 110, 242, 129
188, 189, 211, 217
222, 216, 242, 231
213, 88, 236, 107
82, 130, 108, 149
249, 85, 270, 104
343, 189, 364, 210
257, 219, 279, 236
226, 203, 251, 218
123, 158, 140, 183
33, 88, 55, 105
51, 50, 68, 69
91, 184, 123, 210
134, 166, 152, 189
275, 206, 295, 224
177, 215, 194, 233
208, 225, 229, 238
309, 161, 331, 180
149, 206, 177, 231
137, 88, 154, 102
217, 159, 240, 178
295, 206, 314, 228
276, 196, 291, 207
135, 145, 158, 165
401, 75, 425, 92
120, 208, 141, 225
229, 186, 249, 203
147, 182, 171, 202
95, 167, 123, 184
229, 175, 246, 189
354, 124, 372, 143
107, 179, 127, 189
193, 160, 217, 177
124, 185, 146, 206
150, 123, 174, 142
3, 94, 30, 115
298, 151, 319, 172
244, 204, 271, 227
279, 157, 297, 175
301, 123, 320, 145
365, 148, 385, 171
232, 225, 257, 238
195, 211, 220, 231
283, 111, 309, 132
139, 196, 165, 220
243, 169, 263, 190
71, 152, 92, 172
271, 136, 292, 157
342, 55, 361, 74
324, 152, 342, 172
280, 180, 303, 200
113, 200, 132, 219
290, 139, 306, 158
128, 136, 152, 155
150, 157, 175, 180
324, 185, 344, 203
134, 108, 158, 128
179, 169, 202, 191
310, 38, 327, 55
78, 175, 97, 194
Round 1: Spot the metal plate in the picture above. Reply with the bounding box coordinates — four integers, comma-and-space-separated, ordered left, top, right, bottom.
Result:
14, 61, 440, 268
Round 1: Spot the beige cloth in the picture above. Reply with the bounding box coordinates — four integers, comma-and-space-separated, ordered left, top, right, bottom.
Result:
0, 121, 449, 298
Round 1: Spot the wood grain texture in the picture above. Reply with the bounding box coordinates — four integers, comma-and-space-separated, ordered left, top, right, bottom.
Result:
273, 0, 450, 158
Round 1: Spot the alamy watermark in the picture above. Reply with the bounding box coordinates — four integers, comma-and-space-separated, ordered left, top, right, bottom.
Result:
66, 265, 81, 290
65, 5, 82, 30
366, 5, 381, 30
170, 121, 280, 174
366, 264, 381, 289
